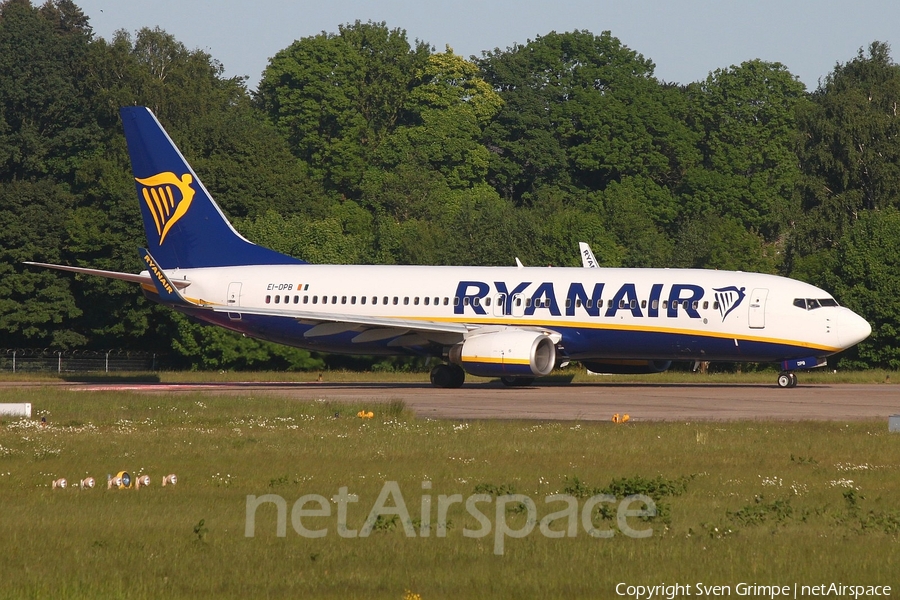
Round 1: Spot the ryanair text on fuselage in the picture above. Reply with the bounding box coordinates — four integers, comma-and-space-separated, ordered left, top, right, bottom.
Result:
453, 280, 746, 321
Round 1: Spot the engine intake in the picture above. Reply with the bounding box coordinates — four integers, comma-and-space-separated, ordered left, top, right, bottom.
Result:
451, 329, 556, 378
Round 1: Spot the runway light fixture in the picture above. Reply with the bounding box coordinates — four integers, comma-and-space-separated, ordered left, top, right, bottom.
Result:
108, 471, 132, 489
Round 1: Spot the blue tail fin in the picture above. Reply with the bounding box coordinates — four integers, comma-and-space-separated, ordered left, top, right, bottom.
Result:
120, 106, 304, 269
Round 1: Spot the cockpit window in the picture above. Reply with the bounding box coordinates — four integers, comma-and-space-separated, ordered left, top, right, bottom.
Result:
794, 298, 839, 310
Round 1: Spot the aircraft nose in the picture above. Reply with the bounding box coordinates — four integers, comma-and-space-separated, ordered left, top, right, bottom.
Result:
837, 308, 872, 349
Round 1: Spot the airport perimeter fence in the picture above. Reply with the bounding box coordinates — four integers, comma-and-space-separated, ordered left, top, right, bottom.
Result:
1, 349, 157, 373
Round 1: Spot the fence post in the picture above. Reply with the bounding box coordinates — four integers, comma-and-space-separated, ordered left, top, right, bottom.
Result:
106, 351, 109, 373
58, 351, 62, 374
12, 351, 15, 374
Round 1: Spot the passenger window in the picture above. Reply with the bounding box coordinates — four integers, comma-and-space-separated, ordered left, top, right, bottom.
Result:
444, 298, 449, 306
651, 300, 658, 310
702, 301, 708, 310
464, 297, 470, 306
575, 298, 581, 308
485, 297, 491, 307
608, 300, 613, 308
265, 295, 271, 304
566, 299, 572, 308
404, 297, 410, 305
275, 295, 280, 304
641, 300, 647, 309
525, 298, 532, 307
662, 300, 668, 309
586, 299, 593, 309
384, 297, 389, 305
454, 297, 459, 306
341, 296, 347, 304
351, 296, 356, 305
303, 295, 308, 304
332, 296, 337, 304
619, 300, 625, 309
424, 297, 430, 306
393, 297, 399, 305
436, 297, 441, 306
312, 296, 318, 304
692, 301, 698, 310
361, 297, 366, 305
322, 296, 328, 305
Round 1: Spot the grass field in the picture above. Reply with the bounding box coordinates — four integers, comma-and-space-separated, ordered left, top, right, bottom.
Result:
1, 383, 898, 598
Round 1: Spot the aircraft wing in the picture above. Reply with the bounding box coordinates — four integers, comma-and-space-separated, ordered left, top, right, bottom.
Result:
23, 261, 191, 288
210, 304, 471, 343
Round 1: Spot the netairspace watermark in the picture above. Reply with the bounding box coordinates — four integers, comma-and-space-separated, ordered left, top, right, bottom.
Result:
244, 480, 657, 555
616, 582, 892, 600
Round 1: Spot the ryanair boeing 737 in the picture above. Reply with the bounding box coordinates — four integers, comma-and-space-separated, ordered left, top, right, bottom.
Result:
28, 107, 872, 388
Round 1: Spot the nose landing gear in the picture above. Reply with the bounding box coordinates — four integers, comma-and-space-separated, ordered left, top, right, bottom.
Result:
777, 371, 798, 388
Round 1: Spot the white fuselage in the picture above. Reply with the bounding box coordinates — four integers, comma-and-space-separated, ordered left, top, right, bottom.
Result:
144, 264, 871, 363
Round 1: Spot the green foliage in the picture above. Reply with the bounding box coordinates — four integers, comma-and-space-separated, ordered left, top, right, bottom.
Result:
825, 209, 900, 368
790, 41, 900, 268
257, 20, 430, 197
683, 60, 805, 239
0, 180, 83, 347
472, 482, 517, 497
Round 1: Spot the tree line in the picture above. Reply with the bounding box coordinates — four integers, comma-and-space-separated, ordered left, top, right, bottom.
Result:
1, 0, 899, 370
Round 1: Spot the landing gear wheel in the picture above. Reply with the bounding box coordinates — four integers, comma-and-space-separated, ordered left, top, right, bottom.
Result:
448, 364, 466, 388
777, 371, 796, 388
501, 376, 535, 387
431, 364, 466, 388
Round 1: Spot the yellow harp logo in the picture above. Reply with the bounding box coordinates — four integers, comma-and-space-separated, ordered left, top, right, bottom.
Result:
136, 172, 195, 245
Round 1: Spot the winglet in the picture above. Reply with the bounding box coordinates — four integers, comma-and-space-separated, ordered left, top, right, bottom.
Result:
139, 248, 195, 306
579, 242, 599, 268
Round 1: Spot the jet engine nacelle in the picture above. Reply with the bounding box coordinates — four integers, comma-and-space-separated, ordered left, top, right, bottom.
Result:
582, 360, 672, 375
450, 329, 556, 378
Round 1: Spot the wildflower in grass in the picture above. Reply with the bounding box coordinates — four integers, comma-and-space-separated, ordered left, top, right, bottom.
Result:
402, 590, 422, 600
828, 478, 859, 490
759, 475, 782, 487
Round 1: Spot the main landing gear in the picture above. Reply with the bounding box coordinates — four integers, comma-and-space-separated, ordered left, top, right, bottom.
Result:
777, 371, 798, 388
430, 363, 465, 388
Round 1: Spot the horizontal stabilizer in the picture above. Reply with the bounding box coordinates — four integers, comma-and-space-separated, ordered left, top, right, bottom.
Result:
24, 261, 190, 288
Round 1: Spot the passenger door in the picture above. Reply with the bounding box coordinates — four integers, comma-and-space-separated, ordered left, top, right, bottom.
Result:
748, 288, 768, 329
